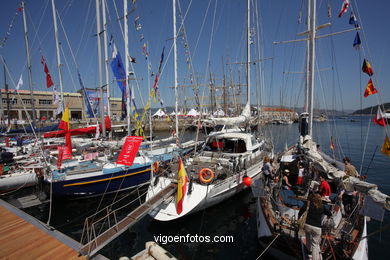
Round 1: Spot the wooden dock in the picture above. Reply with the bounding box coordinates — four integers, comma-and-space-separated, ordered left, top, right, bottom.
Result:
0, 199, 87, 260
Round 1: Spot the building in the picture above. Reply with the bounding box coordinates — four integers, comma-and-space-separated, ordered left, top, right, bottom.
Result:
259, 107, 298, 121
0, 89, 122, 121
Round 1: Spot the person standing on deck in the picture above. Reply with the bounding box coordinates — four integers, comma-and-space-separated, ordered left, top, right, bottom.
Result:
296, 164, 304, 185
343, 157, 359, 177
299, 193, 332, 260
319, 174, 331, 198
261, 156, 273, 187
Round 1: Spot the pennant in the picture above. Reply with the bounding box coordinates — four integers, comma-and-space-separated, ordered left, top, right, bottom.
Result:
381, 135, 390, 157
338, 0, 349, 17
374, 106, 385, 126
176, 157, 188, 215
41, 56, 54, 88
78, 70, 94, 118
353, 32, 361, 49
362, 59, 374, 76
364, 79, 378, 98
349, 12, 358, 27
330, 136, 335, 150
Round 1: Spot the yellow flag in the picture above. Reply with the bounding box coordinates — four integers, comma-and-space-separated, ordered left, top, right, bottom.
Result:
150, 89, 156, 103
381, 135, 390, 157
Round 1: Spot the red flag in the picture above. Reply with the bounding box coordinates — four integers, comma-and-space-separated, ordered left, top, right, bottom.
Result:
116, 136, 143, 166
374, 106, 386, 126
330, 136, 335, 150
57, 146, 64, 169
5, 137, 9, 147
338, 0, 349, 17
362, 59, 374, 76
176, 157, 188, 215
364, 79, 378, 98
41, 56, 54, 88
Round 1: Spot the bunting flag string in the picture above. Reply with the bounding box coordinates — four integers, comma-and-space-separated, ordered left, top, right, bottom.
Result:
0, 5, 22, 48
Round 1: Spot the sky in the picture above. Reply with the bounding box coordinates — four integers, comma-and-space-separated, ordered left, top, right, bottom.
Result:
0, 0, 389, 112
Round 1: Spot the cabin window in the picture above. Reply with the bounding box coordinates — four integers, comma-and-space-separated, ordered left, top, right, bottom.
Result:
205, 138, 247, 153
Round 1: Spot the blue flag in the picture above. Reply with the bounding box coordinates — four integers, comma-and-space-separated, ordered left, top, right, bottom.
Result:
353, 32, 361, 49
78, 69, 95, 118
110, 45, 127, 120
349, 12, 358, 28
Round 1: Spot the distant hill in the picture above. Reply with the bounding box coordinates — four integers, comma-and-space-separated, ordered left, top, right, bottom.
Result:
352, 103, 390, 115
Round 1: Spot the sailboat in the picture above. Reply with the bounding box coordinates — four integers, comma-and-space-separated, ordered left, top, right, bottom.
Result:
146, 0, 273, 221
254, 1, 390, 259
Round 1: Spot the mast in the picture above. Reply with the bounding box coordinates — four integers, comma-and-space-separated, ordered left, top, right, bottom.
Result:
22, 1, 37, 126
101, 0, 111, 119
95, 0, 106, 137
0, 66, 4, 123
307, 0, 316, 136
246, 0, 251, 106
304, 0, 311, 114
173, 0, 179, 142
124, 0, 131, 135
51, 0, 64, 115
147, 42, 153, 145
4, 65, 10, 126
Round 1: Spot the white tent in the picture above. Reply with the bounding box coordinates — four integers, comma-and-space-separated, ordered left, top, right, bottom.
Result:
186, 108, 199, 117
153, 108, 166, 118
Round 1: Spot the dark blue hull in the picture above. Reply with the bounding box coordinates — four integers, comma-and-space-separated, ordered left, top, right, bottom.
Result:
47, 165, 151, 198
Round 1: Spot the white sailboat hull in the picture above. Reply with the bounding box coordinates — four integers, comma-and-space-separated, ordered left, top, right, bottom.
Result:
147, 161, 264, 221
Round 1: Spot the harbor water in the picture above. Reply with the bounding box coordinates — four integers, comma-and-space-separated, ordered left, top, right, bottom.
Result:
4, 116, 390, 260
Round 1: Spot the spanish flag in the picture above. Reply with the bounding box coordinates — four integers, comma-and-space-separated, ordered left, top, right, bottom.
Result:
381, 135, 390, 157
176, 157, 188, 215
364, 79, 378, 98
58, 106, 72, 157
362, 59, 374, 76
59, 105, 69, 130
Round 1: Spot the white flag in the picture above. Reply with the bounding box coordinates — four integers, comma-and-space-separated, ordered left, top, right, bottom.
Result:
16, 75, 23, 90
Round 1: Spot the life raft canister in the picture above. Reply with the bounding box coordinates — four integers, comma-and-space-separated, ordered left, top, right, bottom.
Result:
199, 168, 214, 184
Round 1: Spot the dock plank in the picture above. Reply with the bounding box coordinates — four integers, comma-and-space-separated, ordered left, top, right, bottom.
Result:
0, 202, 86, 260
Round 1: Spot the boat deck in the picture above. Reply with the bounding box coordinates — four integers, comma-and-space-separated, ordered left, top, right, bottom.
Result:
0, 199, 86, 260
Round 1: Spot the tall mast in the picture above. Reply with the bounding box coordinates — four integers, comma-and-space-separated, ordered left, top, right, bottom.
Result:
4, 64, 10, 126
51, 0, 64, 114
173, 0, 179, 142
304, 0, 311, 114
246, 0, 251, 106
95, 0, 106, 137
124, 0, 131, 135
101, 0, 111, 119
21, 1, 37, 126
307, 0, 316, 136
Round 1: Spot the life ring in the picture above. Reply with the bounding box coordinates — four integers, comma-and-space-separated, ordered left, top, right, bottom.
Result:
199, 168, 214, 184
152, 161, 160, 174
